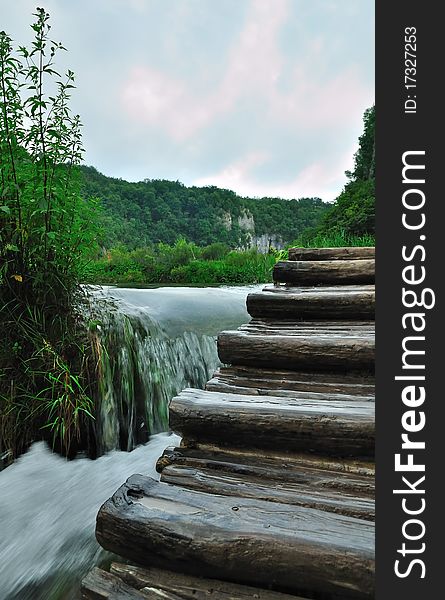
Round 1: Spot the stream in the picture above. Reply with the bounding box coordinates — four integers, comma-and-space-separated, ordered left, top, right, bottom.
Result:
0, 285, 254, 600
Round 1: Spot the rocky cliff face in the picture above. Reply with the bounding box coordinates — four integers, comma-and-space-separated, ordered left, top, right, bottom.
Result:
219, 209, 285, 251
247, 233, 285, 252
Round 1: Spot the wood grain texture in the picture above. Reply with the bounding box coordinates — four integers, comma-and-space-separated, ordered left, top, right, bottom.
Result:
110, 563, 307, 600
247, 286, 375, 320
160, 464, 374, 520
169, 388, 375, 457
288, 247, 375, 261
156, 445, 376, 479
96, 475, 375, 600
273, 259, 375, 285
217, 327, 375, 372
81, 567, 153, 599
207, 365, 375, 397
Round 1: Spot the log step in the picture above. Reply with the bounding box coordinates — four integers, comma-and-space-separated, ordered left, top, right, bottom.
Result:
207, 366, 375, 397
109, 563, 307, 599
169, 388, 375, 457
273, 259, 375, 285
156, 445, 376, 480
288, 247, 375, 261
218, 324, 375, 372
206, 380, 374, 403
160, 464, 375, 521
239, 319, 375, 334
81, 567, 152, 599
247, 285, 375, 320
96, 475, 375, 599
81, 564, 305, 600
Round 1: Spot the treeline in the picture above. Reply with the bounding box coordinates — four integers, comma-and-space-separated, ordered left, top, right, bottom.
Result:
81, 166, 329, 250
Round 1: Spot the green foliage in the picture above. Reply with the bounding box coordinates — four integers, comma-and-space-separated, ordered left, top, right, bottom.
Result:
84, 242, 275, 286
348, 105, 375, 181
305, 105, 375, 242
290, 231, 375, 250
200, 242, 230, 261
315, 179, 375, 237
80, 166, 329, 250
0, 9, 99, 459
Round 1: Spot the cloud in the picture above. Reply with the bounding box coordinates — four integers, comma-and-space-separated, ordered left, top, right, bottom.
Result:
120, 0, 290, 141
193, 146, 355, 201
3, 0, 375, 200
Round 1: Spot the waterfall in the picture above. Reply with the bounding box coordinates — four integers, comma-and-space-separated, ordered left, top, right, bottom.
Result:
90, 285, 253, 453
0, 285, 254, 599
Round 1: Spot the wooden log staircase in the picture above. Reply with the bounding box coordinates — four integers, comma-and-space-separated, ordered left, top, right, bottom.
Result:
82, 247, 376, 600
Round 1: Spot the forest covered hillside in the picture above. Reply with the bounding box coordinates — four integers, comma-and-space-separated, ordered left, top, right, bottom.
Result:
81, 166, 329, 250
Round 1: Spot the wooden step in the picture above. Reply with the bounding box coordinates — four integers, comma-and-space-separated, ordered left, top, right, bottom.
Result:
156, 445, 376, 480
82, 564, 306, 600
288, 247, 375, 261
207, 366, 375, 397
160, 464, 374, 521
96, 475, 375, 599
169, 388, 374, 457
205, 384, 374, 403
247, 285, 375, 320
273, 259, 375, 285
109, 563, 308, 600
218, 324, 375, 372
82, 567, 152, 599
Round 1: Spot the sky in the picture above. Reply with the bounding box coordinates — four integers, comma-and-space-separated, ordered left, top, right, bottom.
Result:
1, 0, 374, 201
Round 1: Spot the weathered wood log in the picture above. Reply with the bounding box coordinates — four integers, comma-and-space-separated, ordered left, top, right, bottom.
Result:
96, 475, 375, 599
169, 388, 374, 457
157, 445, 376, 479
288, 247, 375, 261
217, 329, 375, 372
273, 259, 375, 285
241, 319, 375, 332
81, 567, 154, 599
207, 366, 375, 397
247, 287, 375, 320
205, 380, 373, 403
110, 563, 306, 600
160, 464, 374, 520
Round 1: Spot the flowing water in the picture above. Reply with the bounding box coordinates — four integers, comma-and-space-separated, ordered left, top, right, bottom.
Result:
0, 285, 253, 600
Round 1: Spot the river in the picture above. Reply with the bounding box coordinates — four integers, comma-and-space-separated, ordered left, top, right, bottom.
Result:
0, 285, 253, 600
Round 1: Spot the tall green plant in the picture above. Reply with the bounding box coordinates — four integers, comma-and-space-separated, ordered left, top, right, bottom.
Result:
0, 9, 99, 459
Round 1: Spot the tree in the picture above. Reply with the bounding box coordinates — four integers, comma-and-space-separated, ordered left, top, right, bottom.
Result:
312, 105, 375, 240
348, 105, 375, 181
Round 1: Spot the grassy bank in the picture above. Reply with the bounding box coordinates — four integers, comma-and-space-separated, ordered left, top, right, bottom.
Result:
83, 234, 375, 287
83, 241, 276, 286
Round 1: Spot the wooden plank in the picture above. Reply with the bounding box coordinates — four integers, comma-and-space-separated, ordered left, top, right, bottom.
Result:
288, 247, 375, 261
169, 388, 375, 457
81, 567, 154, 599
217, 329, 375, 372
157, 445, 376, 479
160, 464, 375, 520
205, 381, 374, 403
240, 319, 375, 333
247, 287, 375, 320
110, 563, 307, 600
96, 475, 375, 600
273, 259, 375, 285
207, 366, 375, 397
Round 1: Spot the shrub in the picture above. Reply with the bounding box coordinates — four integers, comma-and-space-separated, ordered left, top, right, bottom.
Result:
1, 10, 99, 458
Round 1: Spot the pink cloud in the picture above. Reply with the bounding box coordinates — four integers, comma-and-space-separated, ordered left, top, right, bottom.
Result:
193, 147, 355, 202
120, 0, 290, 140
